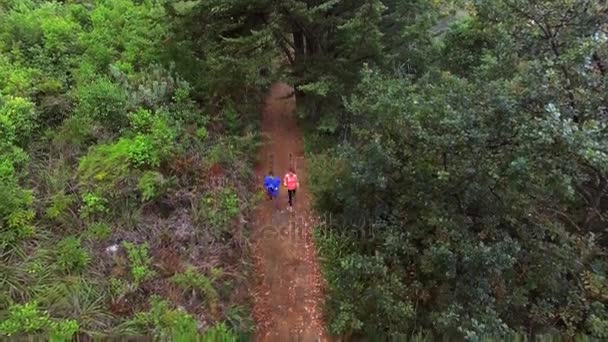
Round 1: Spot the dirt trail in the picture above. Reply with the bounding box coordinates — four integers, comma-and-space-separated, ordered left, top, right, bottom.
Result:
251, 83, 328, 341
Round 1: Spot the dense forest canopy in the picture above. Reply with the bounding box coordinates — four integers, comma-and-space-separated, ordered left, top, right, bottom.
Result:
1, 0, 607, 340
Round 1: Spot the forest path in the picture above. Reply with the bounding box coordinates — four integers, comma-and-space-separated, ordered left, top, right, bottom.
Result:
251, 83, 328, 341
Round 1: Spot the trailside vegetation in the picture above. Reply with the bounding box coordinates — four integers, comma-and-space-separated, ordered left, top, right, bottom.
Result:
0, 0, 272, 339
302, 0, 608, 339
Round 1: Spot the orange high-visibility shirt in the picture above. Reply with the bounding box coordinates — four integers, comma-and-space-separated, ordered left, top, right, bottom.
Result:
284, 173, 298, 190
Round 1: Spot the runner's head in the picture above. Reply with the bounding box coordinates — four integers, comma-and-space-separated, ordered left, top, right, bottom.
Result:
289, 167, 295, 174
268, 170, 273, 176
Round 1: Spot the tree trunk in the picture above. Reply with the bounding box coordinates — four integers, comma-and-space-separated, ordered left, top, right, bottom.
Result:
306, 35, 317, 56
293, 30, 305, 63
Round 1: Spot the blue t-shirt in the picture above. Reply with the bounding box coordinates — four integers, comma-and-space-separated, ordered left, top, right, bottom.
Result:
263, 175, 280, 197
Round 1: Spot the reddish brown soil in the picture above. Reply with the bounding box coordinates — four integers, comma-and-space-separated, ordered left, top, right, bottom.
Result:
251, 83, 329, 341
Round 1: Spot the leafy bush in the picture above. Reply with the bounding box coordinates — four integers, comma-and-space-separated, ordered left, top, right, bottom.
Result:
79, 192, 109, 220
202, 322, 238, 342
128, 108, 153, 133
127, 134, 160, 167
152, 114, 176, 146
109, 277, 128, 299
6, 208, 36, 240
46, 193, 75, 221
78, 139, 131, 190
126, 295, 200, 340
49, 319, 79, 342
0, 301, 79, 339
51, 115, 95, 152
137, 171, 166, 202
0, 57, 38, 97
56, 236, 90, 273
224, 305, 255, 334
0, 301, 49, 336
0, 96, 37, 148
86, 222, 112, 241
198, 187, 240, 235
171, 266, 221, 315
122, 242, 155, 285
75, 78, 128, 132
0, 155, 35, 248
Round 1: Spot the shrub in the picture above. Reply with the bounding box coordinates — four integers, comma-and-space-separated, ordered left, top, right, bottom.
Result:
46, 193, 75, 221
171, 82, 207, 126
122, 241, 155, 285
6, 208, 36, 239
137, 171, 166, 202
79, 192, 109, 220
0, 302, 78, 339
86, 222, 112, 241
0, 301, 49, 336
128, 108, 153, 133
202, 323, 238, 342
78, 139, 131, 190
49, 319, 79, 342
0, 156, 35, 249
127, 134, 160, 168
195, 127, 208, 141
126, 295, 200, 340
56, 236, 90, 273
109, 277, 128, 299
149, 114, 176, 159
171, 266, 221, 315
75, 78, 128, 132
198, 187, 240, 235
0, 57, 38, 97
51, 115, 95, 152
221, 104, 241, 134
0, 95, 37, 148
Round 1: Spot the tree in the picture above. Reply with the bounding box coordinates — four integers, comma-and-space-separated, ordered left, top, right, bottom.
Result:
311, 0, 608, 339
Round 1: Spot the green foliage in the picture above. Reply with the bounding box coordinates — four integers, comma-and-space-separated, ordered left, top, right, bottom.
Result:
224, 305, 255, 334
46, 193, 75, 221
0, 152, 35, 249
221, 103, 241, 135
75, 78, 128, 132
171, 266, 221, 315
0, 301, 79, 339
49, 319, 79, 342
80, 192, 109, 219
56, 236, 90, 273
126, 295, 200, 340
0, 301, 49, 336
137, 171, 166, 202
195, 127, 208, 141
109, 278, 128, 299
0, 0, 262, 338
202, 322, 238, 342
309, 1, 608, 338
122, 241, 155, 285
86, 222, 112, 241
198, 187, 240, 235
6, 208, 36, 239
127, 134, 160, 168
128, 108, 153, 133
78, 139, 132, 190
0, 95, 37, 148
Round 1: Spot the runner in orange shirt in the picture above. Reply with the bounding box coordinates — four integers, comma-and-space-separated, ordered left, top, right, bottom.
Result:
283, 167, 299, 211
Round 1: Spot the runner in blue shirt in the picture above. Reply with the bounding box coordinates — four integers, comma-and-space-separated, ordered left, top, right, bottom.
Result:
263, 171, 280, 200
